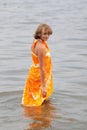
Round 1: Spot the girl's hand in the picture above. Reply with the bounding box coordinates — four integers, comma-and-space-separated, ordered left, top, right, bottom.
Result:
42, 87, 47, 98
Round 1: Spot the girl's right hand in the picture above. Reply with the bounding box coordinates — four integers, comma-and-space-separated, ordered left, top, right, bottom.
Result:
42, 87, 47, 98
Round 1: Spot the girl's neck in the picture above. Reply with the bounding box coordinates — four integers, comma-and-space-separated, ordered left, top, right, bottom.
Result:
35, 39, 45, 42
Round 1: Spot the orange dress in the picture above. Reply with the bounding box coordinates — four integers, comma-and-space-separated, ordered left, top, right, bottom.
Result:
22, 40, 53, 106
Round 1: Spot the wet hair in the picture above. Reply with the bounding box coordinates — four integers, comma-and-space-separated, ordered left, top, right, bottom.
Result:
34, 23, 53, 39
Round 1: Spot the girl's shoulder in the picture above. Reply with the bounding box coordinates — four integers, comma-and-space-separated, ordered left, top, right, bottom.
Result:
31, 39, 46, 56
32, 39, 43, 47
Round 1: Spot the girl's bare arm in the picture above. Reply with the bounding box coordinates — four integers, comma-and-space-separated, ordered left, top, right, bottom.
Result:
35, 42, 47, 97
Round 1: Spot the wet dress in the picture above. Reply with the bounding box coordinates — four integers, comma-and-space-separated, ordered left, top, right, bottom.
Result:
22, 40, 53, 106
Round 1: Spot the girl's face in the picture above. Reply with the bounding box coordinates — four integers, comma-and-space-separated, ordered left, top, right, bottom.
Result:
41, 29, 50, 41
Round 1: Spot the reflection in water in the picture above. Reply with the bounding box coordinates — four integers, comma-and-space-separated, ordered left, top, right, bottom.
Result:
23, 100, 56, 130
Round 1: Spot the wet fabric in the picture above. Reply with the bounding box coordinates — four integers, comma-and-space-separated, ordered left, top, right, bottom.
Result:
22, 40, 53, 106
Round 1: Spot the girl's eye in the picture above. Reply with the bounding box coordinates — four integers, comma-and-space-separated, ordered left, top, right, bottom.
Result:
44, 33, 48, 35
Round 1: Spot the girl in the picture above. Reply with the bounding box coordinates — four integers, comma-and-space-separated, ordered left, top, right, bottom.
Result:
22, 23, 53, 106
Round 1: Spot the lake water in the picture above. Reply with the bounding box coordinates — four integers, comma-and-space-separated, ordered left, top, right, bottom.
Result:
0, 0, 87, 130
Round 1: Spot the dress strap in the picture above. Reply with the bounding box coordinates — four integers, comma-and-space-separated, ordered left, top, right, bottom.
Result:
31, 51, 38, 57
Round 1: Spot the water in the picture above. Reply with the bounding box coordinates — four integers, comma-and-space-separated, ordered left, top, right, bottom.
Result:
0, 0, 87, 129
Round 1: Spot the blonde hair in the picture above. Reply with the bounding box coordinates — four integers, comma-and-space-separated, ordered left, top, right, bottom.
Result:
34, 23, 53, 39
